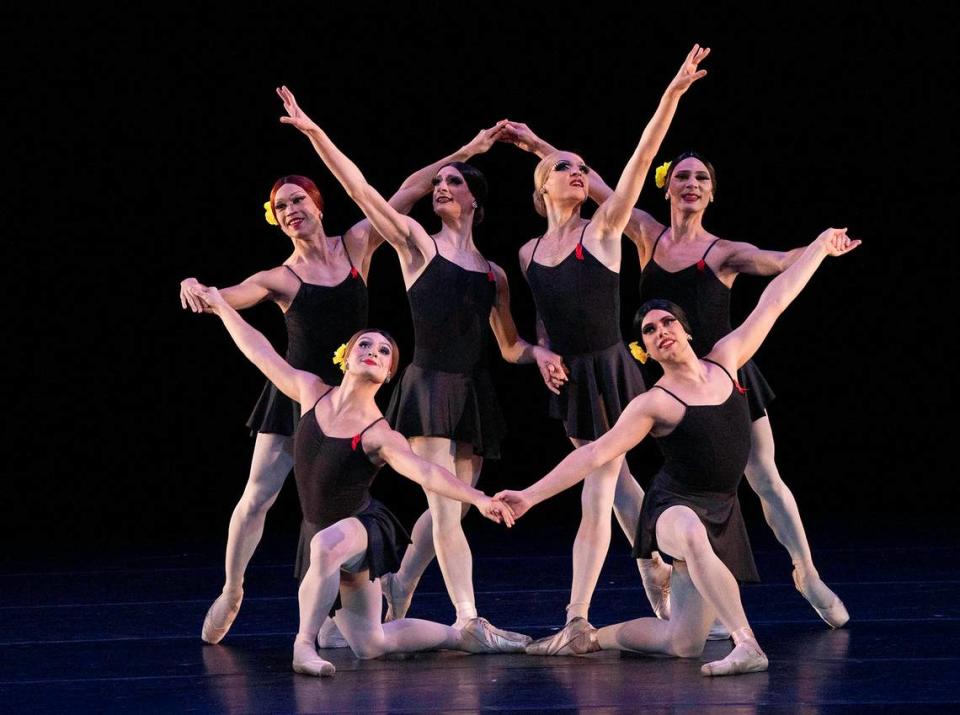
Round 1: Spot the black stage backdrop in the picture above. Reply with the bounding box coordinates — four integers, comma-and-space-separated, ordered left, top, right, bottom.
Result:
4, 5, 955, 559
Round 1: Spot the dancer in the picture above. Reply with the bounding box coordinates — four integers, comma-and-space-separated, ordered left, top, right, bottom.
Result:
507, 45, 709, 639
182, 128, 512, 645
496, 228, 860, 675
193, 285, 530, 676
501, 124, 849, 629
276, 87, 566, 630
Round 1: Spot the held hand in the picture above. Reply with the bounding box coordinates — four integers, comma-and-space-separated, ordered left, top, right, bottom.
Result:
276, 85, 320, 134
462, 120, 509, 156
492, 490, 534, 520
476, 495, 516, 528
667, 44, 711, 95
534, 347, 569, 395
179, 277, 205, 313
815, 227, 862, 257
499, 121, 543, 154
193, 285, 228, 315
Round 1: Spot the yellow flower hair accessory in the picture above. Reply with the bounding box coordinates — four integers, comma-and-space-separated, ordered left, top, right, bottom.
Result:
264, 200, 279, 226
628, 341, 648, 364
654, 161, 672, 189
332, 343, 348, 373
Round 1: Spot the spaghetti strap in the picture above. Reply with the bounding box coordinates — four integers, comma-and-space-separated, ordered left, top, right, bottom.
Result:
701, 238, 722, 260
313, 386, 335, 409
702, 358, 745, 394
652, 384, 688, 407
340, 235, 356, 269
530, 235, 545, 263
651, 227, 669, 259
576, 221, 591, 247
284, 265, 303, 282
358, 416, 385, 437
429, 233, 440, 260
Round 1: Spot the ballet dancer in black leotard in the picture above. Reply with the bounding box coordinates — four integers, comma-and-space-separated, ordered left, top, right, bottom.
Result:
181, 158, 497, 646
496, 228, 860, 676
192, 287, 530, 676
500, 147, 849, 630
508, 46, 709, 643
275, 86, 565, 636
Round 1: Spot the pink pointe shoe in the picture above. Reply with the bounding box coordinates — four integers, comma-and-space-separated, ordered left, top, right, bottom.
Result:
793, 568, 850, 629
524, 617, 600, 656
700, 627, 768, 676
201, 589, 243, 645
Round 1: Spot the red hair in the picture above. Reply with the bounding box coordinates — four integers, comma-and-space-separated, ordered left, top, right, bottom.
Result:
269, 175, 325, 215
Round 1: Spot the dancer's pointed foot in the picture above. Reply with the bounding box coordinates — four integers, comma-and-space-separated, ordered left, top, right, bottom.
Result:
459, 618, 532, 653
381, 572, 413, 622
525, 617, 600, 656
639, 553, 672, 620
201, 588, 243, 645
793, 567, 849, 629
317, 617, 349, 649
701, 628, 768, 676
293, 636, 336, 677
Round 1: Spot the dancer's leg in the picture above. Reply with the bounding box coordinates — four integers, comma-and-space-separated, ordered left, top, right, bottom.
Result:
745, 415, 847, 626
654, 505, 767, 675
384, 441, 481, 622
567, 436, 621, 623
202, 433, 294, 644
292, 518, 368, 676
596, 560, 712, 656
408, 437, 478, 625
611, 459, 673, 619
337, 574, 463, 659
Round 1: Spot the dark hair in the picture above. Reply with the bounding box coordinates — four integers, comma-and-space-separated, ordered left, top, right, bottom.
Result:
344, 328, 401, 375
270, 175, 325, 217
443, 161, 488, 225
665, 151, 718, 196
633, 299, 694, 349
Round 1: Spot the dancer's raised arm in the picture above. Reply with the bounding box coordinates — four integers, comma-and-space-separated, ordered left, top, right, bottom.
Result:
195, 284, 322, 404
590, 44, 710, 239
710, 228, 861, 370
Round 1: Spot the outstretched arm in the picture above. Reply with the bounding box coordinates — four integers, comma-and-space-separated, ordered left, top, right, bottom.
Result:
194, 284, 322, 403
180, 267, 294, 314
495, 393, 659, 518
592, 44, 710, 239
721, 241, 805, 276
276, 86, 431, 258
372, 429, 514, 526
488, 263, 568, 394
711, 228, 862, 369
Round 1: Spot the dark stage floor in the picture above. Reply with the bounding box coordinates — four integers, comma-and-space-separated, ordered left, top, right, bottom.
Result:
2, 529, 958, 713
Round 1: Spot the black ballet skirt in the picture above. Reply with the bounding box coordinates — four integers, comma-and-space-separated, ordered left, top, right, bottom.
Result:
246, 248, 368, 436
525, 223, 645, 440
632, 360, 760, 583
291, 389, 411, 587
385, 244, 506, 458
638, 232, 774, 421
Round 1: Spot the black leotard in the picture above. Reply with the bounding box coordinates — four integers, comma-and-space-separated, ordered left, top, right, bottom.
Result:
638, 230, 774, 421
292, 388, 410, 580
385, 237, 506, 457
633, 359, 759, 582
247, 240, 368, 436
525, 222, 645, 440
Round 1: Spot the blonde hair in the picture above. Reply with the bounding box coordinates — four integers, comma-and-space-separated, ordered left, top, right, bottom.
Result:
532, 151, 565, 217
